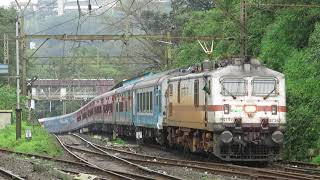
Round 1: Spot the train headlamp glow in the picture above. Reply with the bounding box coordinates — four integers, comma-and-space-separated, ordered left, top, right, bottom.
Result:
244, 105, 257, 113
223, 104, 230, 114
271, 105, 277, 115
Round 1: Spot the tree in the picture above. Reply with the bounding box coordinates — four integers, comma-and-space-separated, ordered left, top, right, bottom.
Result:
172, 0, 320, 161
0, 7, 17, 85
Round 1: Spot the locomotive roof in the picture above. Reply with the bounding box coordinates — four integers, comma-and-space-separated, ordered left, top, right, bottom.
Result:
168, 62, 284, 82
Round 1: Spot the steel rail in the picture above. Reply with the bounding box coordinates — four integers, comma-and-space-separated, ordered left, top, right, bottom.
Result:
57, 168, 108, 180
56, 134, 175, 180
272, 163, 320, 176
67, 144, 319, 180
277, 160, 320, 168
0, 147, 144, 179
71, 134, 183, 180
76, 134, 318, 180
65, 144, 279, 179
54, 135, 142, 180
0, 166, 25, 180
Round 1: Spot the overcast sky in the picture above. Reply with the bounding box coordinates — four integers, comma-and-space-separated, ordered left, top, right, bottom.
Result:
0, 0, 13, 7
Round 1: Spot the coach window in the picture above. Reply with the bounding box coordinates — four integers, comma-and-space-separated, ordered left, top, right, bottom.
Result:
194, 80, 199, 107
252, 77, 278, 97
221, 78, 247, 96
116, 103, 119, 112
147, 92, 150, 112
137, 93, 139, 112
120, 102, 124, 112
150, 92, 153, 112
139, 93, 142, 112
142, 92, 147, 112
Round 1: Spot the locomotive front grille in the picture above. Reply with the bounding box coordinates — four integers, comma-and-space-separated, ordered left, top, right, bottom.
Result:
220, 144, 281, 161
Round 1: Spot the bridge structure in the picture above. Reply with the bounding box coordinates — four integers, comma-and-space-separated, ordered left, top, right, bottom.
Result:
30, 79, 115, 116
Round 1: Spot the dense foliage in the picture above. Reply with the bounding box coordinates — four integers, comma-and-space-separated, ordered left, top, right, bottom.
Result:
0, 7, 16, 84
171, 1, 320, 162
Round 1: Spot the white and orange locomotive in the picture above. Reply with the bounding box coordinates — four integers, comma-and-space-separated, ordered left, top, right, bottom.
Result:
39, 58, 286, 161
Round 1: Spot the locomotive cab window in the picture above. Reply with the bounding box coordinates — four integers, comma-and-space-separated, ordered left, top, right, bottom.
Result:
252, 78, 278, 96
221, 78, 247, 96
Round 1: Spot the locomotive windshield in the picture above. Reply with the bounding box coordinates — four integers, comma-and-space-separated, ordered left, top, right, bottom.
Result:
252, 78, 277, 97
221, 78, 247, 96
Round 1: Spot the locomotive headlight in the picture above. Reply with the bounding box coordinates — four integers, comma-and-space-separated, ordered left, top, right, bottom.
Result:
272, 131, 284, 144
223, 104, 230, 114
244, 105, 257, 113
221, 130, 233, 144
271, 105, 277, 115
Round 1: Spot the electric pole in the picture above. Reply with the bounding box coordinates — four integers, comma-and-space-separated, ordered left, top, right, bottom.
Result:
21, 16, 27, 96
16, 15, 21, 140
15, 0, 30, 140
15, 0, 27, 96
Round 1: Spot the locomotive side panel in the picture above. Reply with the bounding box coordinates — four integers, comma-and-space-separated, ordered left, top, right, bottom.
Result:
166, 77, 206, 129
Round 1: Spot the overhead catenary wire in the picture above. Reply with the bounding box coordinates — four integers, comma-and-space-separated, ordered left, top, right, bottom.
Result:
247, 3, 320, 8
69, 0, 84, 55
64, 0, 119, 53
30, 56, 158, 59
30, 0, 119, 35
68, 0, 119, 54
95, 0, 153, 34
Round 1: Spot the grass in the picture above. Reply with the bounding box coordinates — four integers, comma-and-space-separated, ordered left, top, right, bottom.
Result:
0, 121, 62, 156
111, 137, 126, 145
312, 155, 320, 165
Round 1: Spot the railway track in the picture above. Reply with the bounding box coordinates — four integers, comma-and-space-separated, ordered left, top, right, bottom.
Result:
75, 134, 320, 180
0, 166, 24, 180
56, 134, 182, 180
278, 160, 320, 168
0, 147, 138, 180
272, 161, 320, 177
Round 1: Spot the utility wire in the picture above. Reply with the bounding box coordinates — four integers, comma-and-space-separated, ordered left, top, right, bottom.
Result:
28, 38, 49, 58
95, 0, 153, 34
30, 55, 158, 59
68, 0, 119, 66
69, 0, 83, 54
30, 0, 119, 35
248, 3, 320, 8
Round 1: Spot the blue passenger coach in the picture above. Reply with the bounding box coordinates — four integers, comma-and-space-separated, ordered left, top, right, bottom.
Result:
130, 73, 169, 142
39, 71, 171, 143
